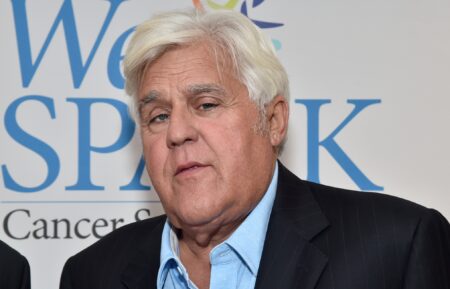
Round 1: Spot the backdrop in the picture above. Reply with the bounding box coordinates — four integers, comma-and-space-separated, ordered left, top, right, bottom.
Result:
1, 0, 449, 288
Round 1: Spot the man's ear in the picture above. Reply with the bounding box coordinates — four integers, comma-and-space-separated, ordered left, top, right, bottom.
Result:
266, 95, 289, 147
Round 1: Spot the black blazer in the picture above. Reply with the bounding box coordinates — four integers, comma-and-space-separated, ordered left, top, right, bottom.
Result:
60, 163, 450, 289
0, 240, 30, 289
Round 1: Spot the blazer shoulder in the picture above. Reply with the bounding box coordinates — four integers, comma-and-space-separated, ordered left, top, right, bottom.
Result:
60, 215, 166, 288
305, 181, 441, 231
0, 240, 29, 271
66, 214, 166, 265
276, 162, 445, 233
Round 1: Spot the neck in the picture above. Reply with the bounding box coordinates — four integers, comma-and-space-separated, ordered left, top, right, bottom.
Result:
176, 212, 246, 255
174, 217, 246, 289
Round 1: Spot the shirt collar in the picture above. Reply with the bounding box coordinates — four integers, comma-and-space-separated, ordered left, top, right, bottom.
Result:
157, 162, 279, 284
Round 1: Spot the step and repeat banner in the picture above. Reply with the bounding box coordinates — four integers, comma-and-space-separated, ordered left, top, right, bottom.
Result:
1, 0, 449, 288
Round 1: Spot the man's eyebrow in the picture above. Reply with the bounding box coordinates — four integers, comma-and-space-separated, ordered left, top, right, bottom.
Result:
139, 90, 160, 111
138, 84, 225, 113
186, 84, 226, 96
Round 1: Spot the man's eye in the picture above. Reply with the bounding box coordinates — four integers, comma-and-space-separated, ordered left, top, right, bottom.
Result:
149, 113, 169, 124
199, 103, 218, 110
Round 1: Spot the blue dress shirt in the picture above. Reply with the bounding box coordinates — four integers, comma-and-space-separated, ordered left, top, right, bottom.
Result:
157, 163, 279, 289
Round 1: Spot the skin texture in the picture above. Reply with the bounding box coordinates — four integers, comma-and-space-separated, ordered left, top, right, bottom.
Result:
138, 41, 288, 289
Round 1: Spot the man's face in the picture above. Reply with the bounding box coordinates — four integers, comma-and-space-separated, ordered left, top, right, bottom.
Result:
138, 42, 278, 232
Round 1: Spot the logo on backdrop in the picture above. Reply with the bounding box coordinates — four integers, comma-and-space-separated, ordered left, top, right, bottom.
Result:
2, 0, 383, 194
193, 0, 284, 50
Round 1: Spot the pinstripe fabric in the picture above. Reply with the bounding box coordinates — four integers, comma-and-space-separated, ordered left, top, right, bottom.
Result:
60, 162, 450, 289
255, 163, 450, 289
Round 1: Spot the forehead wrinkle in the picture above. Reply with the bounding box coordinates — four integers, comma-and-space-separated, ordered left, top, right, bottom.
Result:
186, 83, 226, 97
152, 50, 218, 76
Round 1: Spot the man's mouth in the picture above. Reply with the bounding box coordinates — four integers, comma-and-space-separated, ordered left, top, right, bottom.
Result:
175, 162, 208, 176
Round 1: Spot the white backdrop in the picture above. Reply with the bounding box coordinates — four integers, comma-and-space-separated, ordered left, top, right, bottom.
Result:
1, 1, 449, 288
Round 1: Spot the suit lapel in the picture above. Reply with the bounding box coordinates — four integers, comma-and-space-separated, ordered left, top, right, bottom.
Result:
255, 163, 330, 289
120, 217, 165, 289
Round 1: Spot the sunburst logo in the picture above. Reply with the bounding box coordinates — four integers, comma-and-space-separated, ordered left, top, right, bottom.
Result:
192, 0, 283, 50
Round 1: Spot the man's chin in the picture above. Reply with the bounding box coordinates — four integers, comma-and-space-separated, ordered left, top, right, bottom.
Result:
169, 210, 227, 232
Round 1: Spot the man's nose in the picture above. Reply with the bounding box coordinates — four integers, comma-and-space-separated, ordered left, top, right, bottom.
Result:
166, 108, 198, 148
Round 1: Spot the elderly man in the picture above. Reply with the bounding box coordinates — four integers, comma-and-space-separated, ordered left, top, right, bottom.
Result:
60, 9, 450, 289
0, 240, 30, 289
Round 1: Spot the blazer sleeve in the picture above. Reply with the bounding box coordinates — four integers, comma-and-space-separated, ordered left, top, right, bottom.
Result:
402, 209, 450, 289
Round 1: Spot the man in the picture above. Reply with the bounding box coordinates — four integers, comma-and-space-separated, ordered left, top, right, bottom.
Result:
60, 9, 450, 289
0, 240, 30, 289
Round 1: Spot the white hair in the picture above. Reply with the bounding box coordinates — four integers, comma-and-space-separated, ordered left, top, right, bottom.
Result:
123, 8, 289, 111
